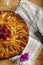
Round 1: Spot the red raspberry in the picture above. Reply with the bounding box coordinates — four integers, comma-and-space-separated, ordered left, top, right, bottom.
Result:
0, 25, 11, 41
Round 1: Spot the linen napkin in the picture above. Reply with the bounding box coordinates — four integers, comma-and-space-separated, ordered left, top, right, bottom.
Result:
15, 0, 43, 36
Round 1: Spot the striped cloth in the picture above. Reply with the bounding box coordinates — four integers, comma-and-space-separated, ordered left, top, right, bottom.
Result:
20, 37, 42, 65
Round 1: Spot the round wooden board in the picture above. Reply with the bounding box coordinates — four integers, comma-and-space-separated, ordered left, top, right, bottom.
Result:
0, 0, 20, 11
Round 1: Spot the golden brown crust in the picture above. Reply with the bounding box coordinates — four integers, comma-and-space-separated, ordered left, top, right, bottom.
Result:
0, 11, 29, 59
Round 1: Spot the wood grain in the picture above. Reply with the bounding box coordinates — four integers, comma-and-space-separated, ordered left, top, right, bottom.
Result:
0, 59, 19, 65
34, 48, 43, 65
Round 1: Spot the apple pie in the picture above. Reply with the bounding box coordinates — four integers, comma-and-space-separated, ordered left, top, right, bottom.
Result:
0, 11, 29, 59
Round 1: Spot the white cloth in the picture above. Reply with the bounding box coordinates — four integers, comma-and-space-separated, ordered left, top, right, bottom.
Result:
15, 0, 43, 36
10, 37, 42, 65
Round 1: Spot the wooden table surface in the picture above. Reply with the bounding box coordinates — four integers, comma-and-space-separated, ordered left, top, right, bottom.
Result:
34, 48, 43, 65
0, 0, 43, 65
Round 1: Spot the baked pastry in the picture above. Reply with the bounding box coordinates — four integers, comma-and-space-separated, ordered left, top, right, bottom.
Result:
0, 11, 29, 59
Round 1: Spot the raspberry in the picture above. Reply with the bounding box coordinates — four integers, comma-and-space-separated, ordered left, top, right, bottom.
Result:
0, 25, 11, 41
